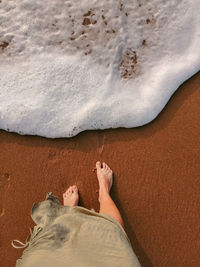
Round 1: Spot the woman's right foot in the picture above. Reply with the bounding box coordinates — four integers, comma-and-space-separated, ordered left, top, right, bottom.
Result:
96, 161, 113, 202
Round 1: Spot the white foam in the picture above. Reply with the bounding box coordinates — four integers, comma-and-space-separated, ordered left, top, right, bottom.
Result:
0, 0, 199, 137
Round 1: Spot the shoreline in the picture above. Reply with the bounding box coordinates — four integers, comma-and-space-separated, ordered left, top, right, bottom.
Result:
0, 72, 200, 266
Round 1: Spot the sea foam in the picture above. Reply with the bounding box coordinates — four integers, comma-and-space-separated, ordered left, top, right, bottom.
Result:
0, 0, 199, 137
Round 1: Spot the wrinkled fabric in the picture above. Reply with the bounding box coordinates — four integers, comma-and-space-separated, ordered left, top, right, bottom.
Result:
12, 192, 141, 267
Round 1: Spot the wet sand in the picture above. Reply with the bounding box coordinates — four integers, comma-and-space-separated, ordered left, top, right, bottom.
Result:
0, 72, 200, 266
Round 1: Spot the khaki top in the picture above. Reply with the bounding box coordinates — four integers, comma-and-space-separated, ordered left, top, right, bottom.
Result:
12, 192, 141, 267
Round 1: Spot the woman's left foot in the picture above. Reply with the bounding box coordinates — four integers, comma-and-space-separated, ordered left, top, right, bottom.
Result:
63, 185, 79, 206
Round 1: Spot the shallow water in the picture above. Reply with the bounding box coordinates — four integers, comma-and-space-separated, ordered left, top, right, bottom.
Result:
0, 0, 199, 137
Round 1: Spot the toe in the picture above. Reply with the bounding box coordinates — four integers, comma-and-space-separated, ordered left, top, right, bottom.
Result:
96, 161, 101, 169
72, 185, 78, 192
103, 162, 106, 169
105, 163, 109, 170
67, 187, 72, 194
64, 187, 70, 195
107, 164, 112, 172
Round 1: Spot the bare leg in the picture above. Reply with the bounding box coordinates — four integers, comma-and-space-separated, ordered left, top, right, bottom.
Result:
96, 161, 125, 229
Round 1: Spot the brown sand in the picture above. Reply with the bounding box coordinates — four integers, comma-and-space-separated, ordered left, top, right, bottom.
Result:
0, 72, 200, 267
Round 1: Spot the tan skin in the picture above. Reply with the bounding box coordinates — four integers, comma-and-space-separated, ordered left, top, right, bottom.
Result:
63, 161, 125, 229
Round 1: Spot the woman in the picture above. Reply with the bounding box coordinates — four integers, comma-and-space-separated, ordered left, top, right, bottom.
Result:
12, 161, 141, 267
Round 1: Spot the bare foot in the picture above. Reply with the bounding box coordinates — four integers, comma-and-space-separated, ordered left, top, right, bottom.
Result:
63, 185, 79, 206
96, 161, 113, 202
